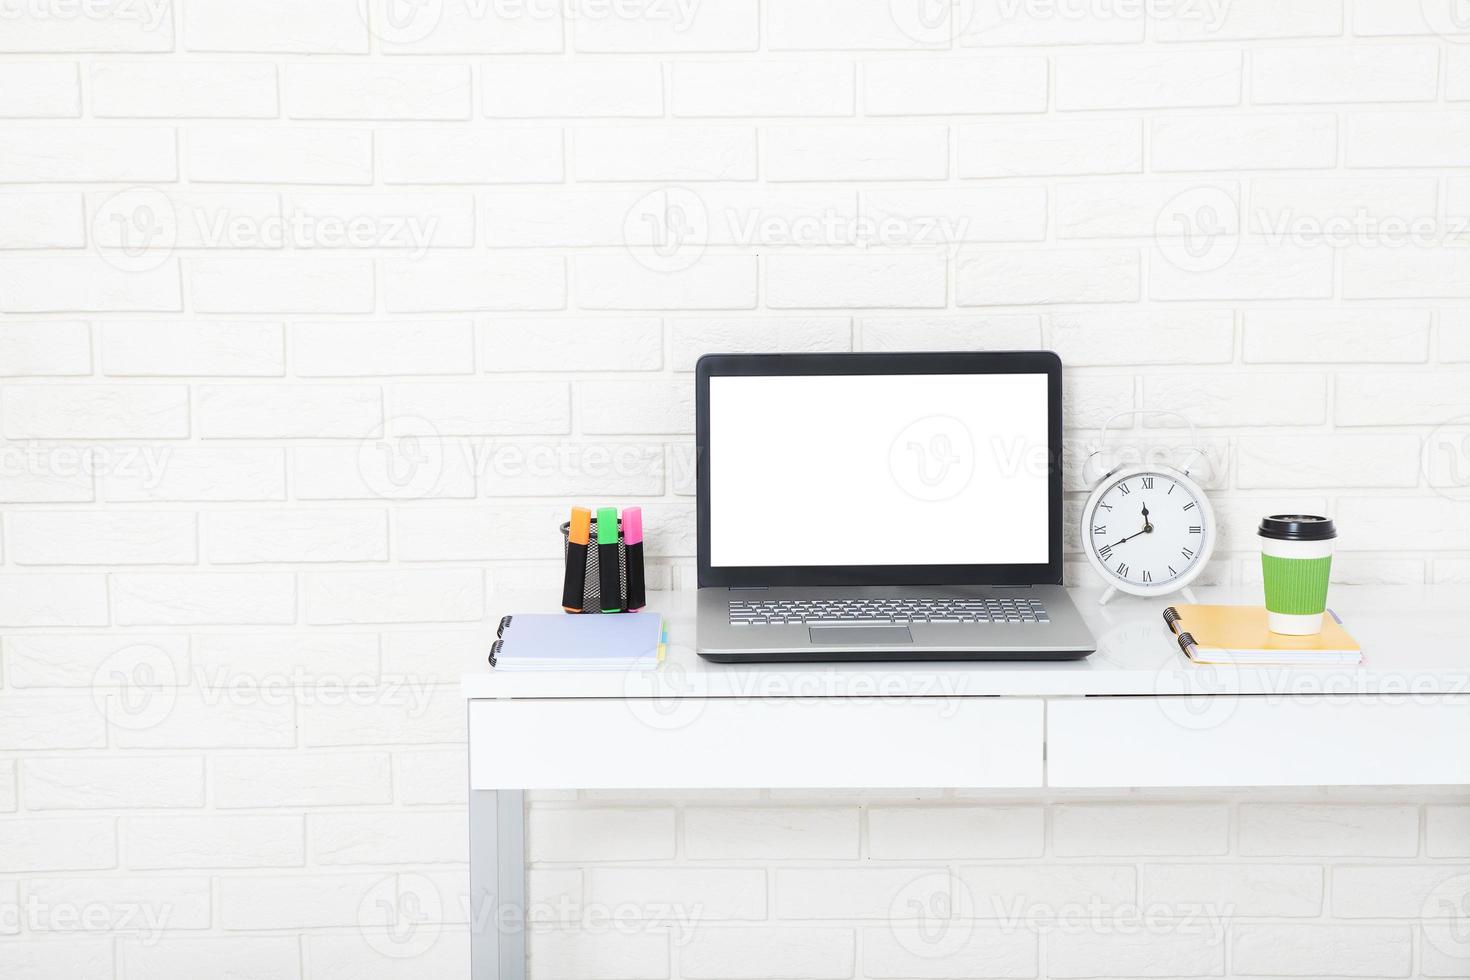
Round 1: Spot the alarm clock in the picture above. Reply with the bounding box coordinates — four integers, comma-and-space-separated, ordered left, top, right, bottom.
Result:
1080, 410, 1216, 606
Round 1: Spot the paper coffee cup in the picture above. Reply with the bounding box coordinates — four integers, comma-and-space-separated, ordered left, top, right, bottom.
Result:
1259, 515, 1336, 635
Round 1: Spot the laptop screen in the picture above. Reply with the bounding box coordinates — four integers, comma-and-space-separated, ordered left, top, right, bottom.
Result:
707, 371, 1051, 570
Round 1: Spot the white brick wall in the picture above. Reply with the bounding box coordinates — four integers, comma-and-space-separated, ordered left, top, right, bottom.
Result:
2, 1, 1470, 976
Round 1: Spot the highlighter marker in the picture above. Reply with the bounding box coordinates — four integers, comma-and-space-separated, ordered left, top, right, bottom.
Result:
561, 507, 591, 612
597, 507, 622, 613
623, 506, 646, 612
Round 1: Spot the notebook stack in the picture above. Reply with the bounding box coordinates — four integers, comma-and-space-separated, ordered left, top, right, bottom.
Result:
490, 612, 666, 671
1163, 604, 1363, 666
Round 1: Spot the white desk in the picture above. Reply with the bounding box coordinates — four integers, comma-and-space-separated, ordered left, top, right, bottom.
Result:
461, 585, 1470, 979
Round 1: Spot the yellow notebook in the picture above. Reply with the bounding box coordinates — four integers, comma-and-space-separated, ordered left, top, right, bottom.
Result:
1163, 605, 1363, 666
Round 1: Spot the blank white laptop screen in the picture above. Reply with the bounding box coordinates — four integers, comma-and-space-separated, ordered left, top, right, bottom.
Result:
708, 373, 1050, 568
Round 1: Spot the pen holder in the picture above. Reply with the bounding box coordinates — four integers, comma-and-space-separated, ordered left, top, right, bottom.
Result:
561, 519, 627, 613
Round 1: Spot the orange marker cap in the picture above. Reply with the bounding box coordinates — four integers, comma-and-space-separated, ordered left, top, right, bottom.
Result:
569, 507, 592, 546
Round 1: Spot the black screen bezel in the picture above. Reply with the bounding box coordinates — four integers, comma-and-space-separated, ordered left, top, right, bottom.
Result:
695, 351, 1064, 588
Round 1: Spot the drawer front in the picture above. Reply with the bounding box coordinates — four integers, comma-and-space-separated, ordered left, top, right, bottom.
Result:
1048, 695, 1470, 787
470, 697, 1042, 790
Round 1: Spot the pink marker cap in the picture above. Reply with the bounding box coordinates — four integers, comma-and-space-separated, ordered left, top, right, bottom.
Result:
622, 506, 643, 545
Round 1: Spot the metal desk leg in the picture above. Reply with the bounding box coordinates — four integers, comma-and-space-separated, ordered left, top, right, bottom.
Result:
470, 789, 526, 980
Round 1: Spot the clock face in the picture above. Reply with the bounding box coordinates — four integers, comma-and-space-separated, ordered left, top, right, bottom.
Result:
1085, 469, 1210, 592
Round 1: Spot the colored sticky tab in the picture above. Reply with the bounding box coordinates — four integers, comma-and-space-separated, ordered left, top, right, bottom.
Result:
596, 507, 619, 545
622, 506, 643, 545
569, 507, 591, 546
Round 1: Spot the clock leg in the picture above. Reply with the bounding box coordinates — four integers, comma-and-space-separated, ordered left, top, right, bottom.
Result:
1099, 585, 1117, 606
1181, 586, 1199, 604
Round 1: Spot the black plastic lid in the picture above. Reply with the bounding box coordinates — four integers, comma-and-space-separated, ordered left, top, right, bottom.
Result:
1259, 514, 1336, 541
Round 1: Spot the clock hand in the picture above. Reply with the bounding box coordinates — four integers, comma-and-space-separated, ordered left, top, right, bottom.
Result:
1112, 527, 1149, 547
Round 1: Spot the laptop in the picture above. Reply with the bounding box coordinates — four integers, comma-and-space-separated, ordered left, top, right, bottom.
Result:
694, 351, 1096, 663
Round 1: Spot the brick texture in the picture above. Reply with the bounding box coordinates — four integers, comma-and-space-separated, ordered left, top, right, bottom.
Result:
1, 2, 1468, 975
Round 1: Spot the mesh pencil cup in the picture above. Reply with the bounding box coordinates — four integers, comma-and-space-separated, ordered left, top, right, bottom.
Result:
561, 518, 627, 613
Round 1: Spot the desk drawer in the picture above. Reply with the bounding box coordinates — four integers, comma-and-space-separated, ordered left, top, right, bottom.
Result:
470, 697, 1042, 790
1048, 695, 1470, 787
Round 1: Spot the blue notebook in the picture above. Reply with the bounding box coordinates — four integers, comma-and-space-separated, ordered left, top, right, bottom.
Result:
490, 613, 666, 671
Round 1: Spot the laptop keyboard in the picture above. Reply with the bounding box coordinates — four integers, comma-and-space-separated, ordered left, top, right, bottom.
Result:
729, 596, 1049, 627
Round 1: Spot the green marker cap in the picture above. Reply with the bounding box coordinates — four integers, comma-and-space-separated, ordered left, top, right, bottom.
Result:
596, 507, 619, 545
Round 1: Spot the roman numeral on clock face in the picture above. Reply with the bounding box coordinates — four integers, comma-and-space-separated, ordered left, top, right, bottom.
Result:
1118, 483, 1131, 496
1142, 476, 1154, 489
1189, 526, 1202, 534
1142, 570, 1152, 583
1181, 547, 1194, 559
1182, 501, 1196, 511
1116, 562, 1129, 577
1099, 544, 1113, 561
1093, 525, 1106, 535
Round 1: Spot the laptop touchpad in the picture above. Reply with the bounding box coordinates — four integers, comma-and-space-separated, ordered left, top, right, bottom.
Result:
808, 626, 914, 645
